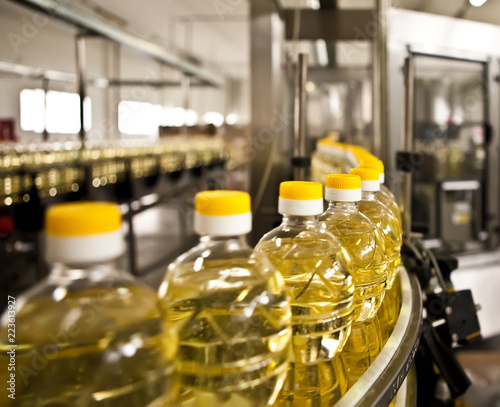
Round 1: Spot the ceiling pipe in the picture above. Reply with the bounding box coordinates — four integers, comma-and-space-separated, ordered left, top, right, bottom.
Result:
10, 0, 225, 87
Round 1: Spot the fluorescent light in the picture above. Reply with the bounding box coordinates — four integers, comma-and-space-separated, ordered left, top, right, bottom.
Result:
225, 114, 238, 125
315, 39, 329, 67
469, 0, 487, 6
308, 0, 320, 10
203, 112, 224, 127
161, 108, 198, 127
306, 81, 316, 92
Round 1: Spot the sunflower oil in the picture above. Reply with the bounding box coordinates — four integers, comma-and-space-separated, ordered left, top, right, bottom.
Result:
256, 181, 354, 406
0, 202, 175, 407
351, 168, 403, 344
319, 174, 387, 322
159, 191, 292, 407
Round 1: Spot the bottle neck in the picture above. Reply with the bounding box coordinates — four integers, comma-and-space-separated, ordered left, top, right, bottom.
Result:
281, 214, 317, 227
199, 234, 249, 249
325, 201, 359, 213
49, 259, 123, 281
362, 190, 378, 201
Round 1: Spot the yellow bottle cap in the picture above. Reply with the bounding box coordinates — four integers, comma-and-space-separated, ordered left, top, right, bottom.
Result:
195, 190, 250, 216
279, 181, 323, 201
46, 202, 121, 237
359, 159, 384, 175
347, 145, 380, 162
350, 167, 379, 181
326, 174, 361, 190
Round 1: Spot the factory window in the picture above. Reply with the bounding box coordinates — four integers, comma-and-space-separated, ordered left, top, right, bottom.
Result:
20, 89, 92, 134
118, 101, 163, 136
119, 102, 200, 135
162, 107, 198, 127
203, 111, 224, 127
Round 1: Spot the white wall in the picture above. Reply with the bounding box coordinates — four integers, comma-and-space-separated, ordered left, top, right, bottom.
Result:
0, 1, 249, 143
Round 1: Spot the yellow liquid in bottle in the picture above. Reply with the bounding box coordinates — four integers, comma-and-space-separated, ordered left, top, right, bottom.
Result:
320, 207, 387, 322
259, 239, 354, 364
358, 197, 402, 291
161, 260, 292, 407
341, 318, 382, 386
274, 355, 349, 407
377, 275, 402, 343
377, 184, 403, 227
257, 237, 354, 406
0, 285, 175, 407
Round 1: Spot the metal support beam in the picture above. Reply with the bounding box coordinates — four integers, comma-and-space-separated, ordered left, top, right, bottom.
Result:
87, 78, 209, 88
181, 75, 191, 136
11, 0, 224, 87
42, 76, 49, 141
402, 56, 414, 237
250, 0, 289, 244
0, 60, 210, 88
106, 40, 120, 140
76, 33, 87, 143
283, 9, 373, 40
372, 0, 389, 159
0, 60, 75, 82
293, 53, 308, 181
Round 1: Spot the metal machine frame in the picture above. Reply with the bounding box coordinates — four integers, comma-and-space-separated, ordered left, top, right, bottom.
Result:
388, 9, 500, 249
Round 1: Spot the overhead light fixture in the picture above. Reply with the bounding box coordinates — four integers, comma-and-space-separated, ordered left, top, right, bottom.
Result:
308, 0, 320, 10
305, 81, 316, 93
469, 0, 487, 7
315, 39, 329, 67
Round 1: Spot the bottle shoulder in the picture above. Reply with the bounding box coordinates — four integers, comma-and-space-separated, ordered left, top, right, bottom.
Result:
163, 240, 277, 290
319, 210, 377, 235
256, 224, 342, 257
358, 200, 402, 243
1, 279, 161, 343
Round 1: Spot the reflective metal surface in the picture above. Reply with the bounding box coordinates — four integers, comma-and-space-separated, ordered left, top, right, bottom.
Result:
387, 10, 500, 251
335, 267, 422, 407
293, 53, 308, 180
10, 0, 224, 86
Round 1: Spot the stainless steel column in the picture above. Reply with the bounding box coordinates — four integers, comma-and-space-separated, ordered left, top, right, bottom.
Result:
106, 39, 121, 139
181, 75, 191, 136
372, 0, 389, 161
402, 56, 414, 237
250, 0, 289, 243
293, 53, 308, 181
42, 76, 49, 142
76, 33, 87, 143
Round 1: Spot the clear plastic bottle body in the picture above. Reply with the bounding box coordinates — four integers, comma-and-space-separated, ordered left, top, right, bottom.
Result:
358, 191, 403, 343
377, 182, 403, 341
0, 262, 174, 407
340, 317, 383, 385
159, 235, 292, 407
319, 201, 387, 322
358, 192, 402, 290
377, 185, 402, 227
256, 216, 354, 406
256, 216, 355, 364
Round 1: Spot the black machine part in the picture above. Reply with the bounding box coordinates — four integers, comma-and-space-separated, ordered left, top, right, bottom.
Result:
420, 319, 472, 400
426, 290, 481, 346
402, 235, 481, 404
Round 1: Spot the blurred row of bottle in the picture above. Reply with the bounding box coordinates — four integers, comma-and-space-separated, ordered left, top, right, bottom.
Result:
0, 143, 403, 406
0, 137, 226, 206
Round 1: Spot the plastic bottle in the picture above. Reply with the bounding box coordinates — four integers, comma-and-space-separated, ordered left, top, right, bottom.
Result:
359, 159, 402, 227
350, 168, 403, 341
255, 181, 354, 405
360, 160, 404, 341
319, 174, 387, 385
158, 190, 292, 407
0, 202, 174, 406
319, 174, 387, 321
